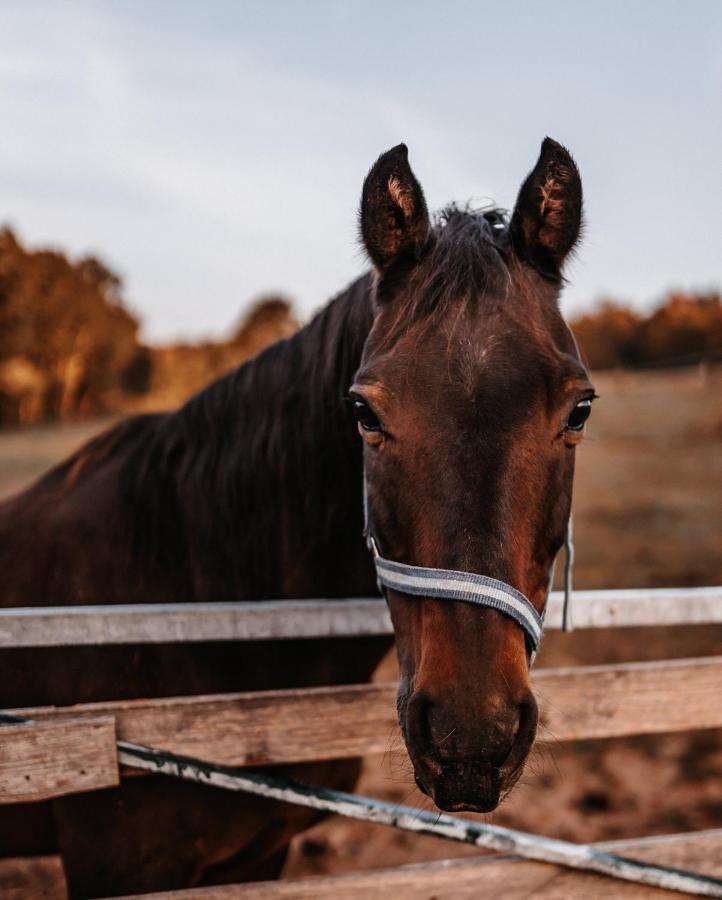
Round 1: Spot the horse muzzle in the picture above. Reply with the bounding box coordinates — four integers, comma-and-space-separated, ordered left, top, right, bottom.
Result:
403, 688, 539, 813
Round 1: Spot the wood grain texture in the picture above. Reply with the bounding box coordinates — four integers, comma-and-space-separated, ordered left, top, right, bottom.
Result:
0, 855, 67, 900
0, 599, 392, 647
6, 831, 722, 900
114, 829, 722, 899
536, 655, 722, 741
1, 586, 721, 647
0, 716, 118, 803
16, 683, 398, 768
7, 657, 722, 780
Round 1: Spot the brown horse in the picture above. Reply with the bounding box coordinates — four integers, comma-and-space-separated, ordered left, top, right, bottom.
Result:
0, 138, 592, 895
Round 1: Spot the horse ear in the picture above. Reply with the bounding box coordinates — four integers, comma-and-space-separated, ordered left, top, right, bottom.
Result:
509, 138, 583, 279
360, 144, 430, 273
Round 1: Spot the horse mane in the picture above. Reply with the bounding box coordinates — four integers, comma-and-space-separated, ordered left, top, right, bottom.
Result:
36, 209, 511, 603
118, 273, 376, 600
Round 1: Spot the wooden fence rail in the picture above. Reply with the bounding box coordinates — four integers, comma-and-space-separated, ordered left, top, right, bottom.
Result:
1, 585, 721, 647
5, 828, 722, 899
128, 829, 722, 899
4, 656, 722, 804
2, 589, 722, 896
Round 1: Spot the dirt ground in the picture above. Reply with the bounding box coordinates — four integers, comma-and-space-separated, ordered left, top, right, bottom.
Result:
1, 365, 721, 882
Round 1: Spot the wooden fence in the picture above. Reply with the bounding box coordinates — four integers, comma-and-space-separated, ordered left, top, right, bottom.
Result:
1, 586, 722, 897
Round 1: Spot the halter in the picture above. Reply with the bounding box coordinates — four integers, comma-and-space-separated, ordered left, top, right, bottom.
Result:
363, 472, 573, 658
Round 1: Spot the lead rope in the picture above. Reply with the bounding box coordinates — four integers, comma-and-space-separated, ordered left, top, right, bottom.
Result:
563, 515, 574, 632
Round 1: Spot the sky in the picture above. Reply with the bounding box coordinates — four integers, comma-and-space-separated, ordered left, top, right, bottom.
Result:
1, 1, 720, 342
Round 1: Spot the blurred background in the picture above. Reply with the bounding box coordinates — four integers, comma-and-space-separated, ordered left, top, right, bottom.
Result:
0, 0, 720, 881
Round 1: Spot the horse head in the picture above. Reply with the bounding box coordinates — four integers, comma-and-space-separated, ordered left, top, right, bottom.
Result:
352, 139, 594, 812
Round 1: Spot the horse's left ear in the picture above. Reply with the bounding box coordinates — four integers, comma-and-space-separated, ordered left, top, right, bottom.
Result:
509, 138, 583, 279
360, 144, 430, 273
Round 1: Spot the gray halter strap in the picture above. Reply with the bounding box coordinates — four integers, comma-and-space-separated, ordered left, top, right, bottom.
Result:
363, 472, 573, 657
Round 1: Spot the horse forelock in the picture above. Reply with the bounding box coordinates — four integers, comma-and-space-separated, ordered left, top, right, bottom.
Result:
372, 205, 513, 343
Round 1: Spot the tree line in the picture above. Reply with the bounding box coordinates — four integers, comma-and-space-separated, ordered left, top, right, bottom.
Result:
570, 292, 722, 370
0, 228, 296, 425
1, 227, 719, 425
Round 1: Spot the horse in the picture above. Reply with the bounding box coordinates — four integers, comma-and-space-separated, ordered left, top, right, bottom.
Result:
0, 137, 592, 896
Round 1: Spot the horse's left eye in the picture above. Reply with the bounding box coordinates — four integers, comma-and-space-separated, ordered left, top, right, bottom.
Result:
566, 399, 592, 432
353, 399, 382, 432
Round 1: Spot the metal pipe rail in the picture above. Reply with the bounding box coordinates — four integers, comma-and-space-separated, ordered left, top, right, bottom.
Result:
115, 741, 722, 897
1, 585, 721, 647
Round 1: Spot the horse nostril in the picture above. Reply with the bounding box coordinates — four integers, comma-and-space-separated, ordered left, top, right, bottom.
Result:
406, 691, 434, 751
425, 699, 465, 757
515, 695, 539, 753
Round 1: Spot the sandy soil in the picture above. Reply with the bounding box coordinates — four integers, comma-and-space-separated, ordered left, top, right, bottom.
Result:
1, 365, 721, 883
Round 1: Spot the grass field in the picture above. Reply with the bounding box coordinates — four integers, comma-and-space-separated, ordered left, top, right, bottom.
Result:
1, 364, 721, 879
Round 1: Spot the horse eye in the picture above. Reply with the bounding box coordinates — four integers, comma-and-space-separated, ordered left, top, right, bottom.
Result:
352, 398, 382, 432
566, 398, 592, 432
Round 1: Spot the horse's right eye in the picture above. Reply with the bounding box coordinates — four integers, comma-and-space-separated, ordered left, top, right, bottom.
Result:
352, 398, 382, 432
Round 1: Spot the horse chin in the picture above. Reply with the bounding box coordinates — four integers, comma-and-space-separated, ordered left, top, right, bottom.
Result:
414, 766, 507, 814
433, 791, 501, 814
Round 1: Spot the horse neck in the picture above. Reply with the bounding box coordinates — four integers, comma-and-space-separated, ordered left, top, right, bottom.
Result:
171, 273, 377, 601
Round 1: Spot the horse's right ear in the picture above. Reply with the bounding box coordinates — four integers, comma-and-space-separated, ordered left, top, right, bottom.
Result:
360, 144, 430, 273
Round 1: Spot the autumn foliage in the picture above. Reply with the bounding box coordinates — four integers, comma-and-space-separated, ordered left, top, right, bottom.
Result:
0, 227, 149, 423
571, 293, 722, 370
0, 229, 297, 425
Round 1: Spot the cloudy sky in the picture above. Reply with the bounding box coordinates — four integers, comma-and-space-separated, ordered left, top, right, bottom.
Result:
1, 1, 720, 341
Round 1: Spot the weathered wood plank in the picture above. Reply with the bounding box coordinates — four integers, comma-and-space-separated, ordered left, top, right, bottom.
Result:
6, 830, 722, 900
114, 829, 722, 898
0, 855, 67, 900
1, 586, 721, 647
0, 599, 391, 647
535, 655, 722, 742
15, 684, 396, 769
7, 658, 722, 777
544, 585, 722, 630
0, 717, 118, 803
